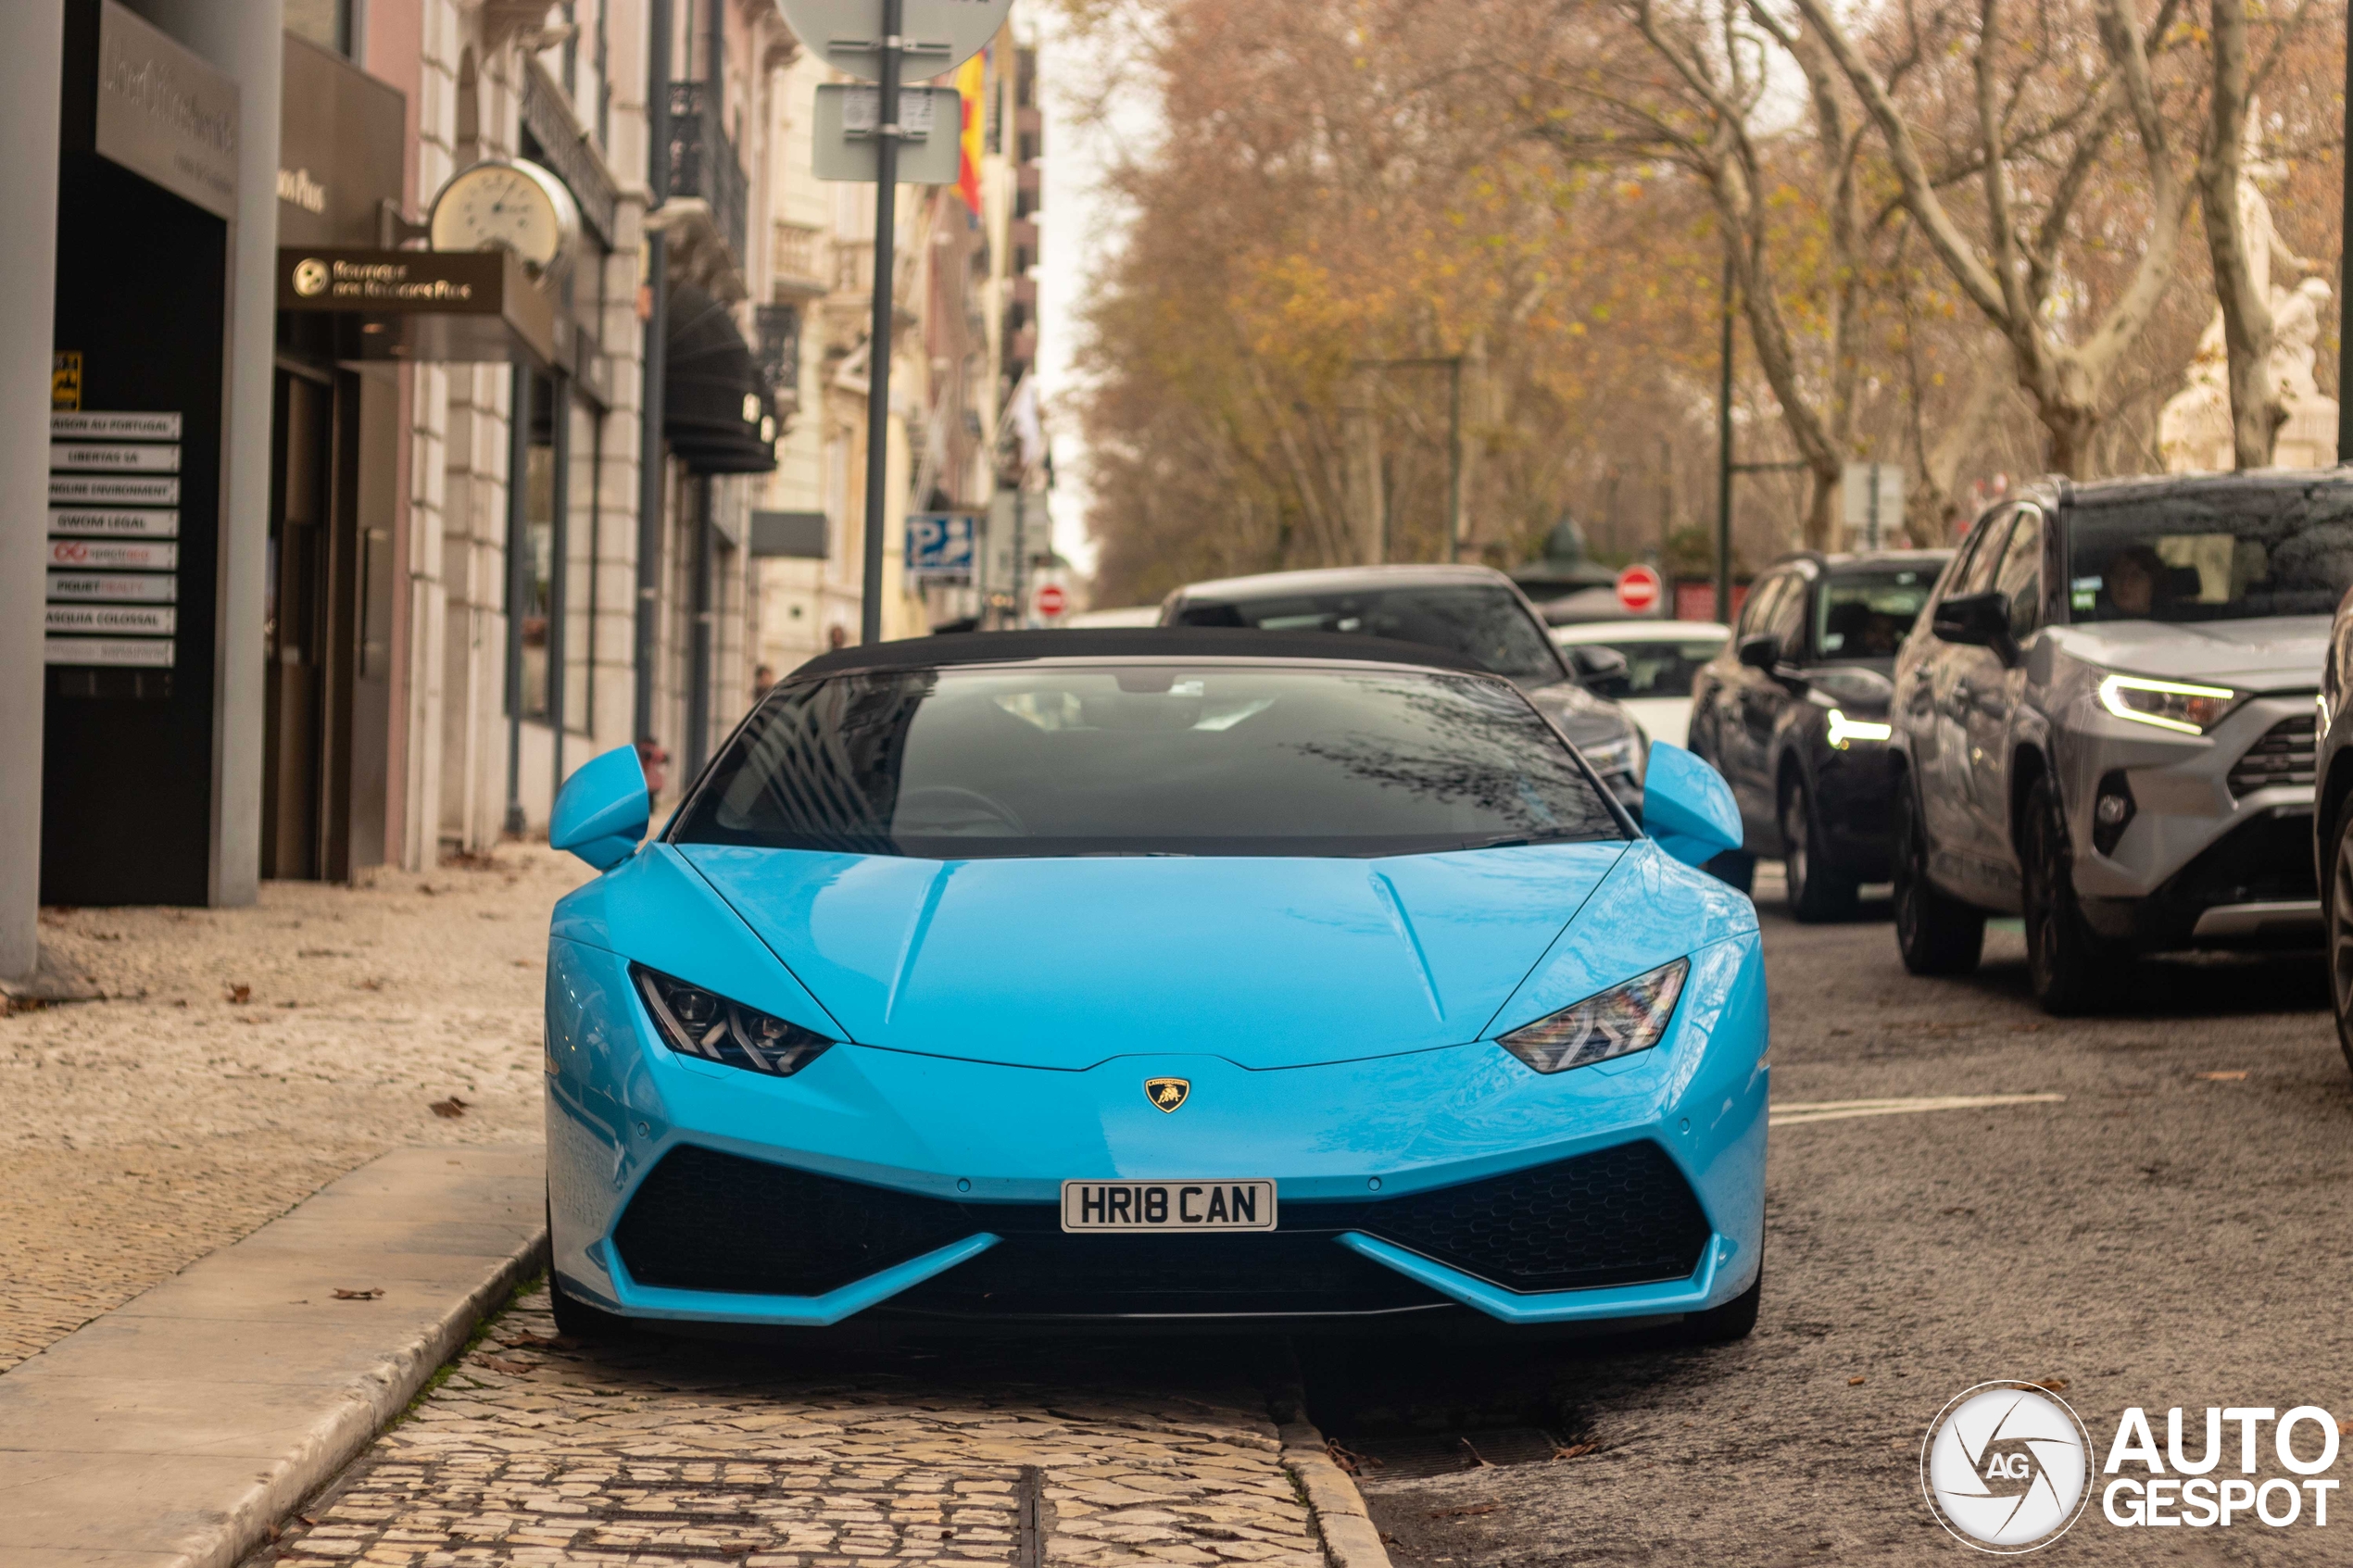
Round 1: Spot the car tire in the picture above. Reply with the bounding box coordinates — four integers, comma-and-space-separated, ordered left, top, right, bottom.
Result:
546, 1198, 630, 1339
1680, 1266, 1761, 1345
2021, 773, 2123, 1016
1892, 775, 1984, 975
1781, 775, 1858, 923
2324, 797, 2353, 1082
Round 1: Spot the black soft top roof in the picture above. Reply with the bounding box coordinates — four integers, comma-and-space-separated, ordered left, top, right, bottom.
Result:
786, 628, 1493, 683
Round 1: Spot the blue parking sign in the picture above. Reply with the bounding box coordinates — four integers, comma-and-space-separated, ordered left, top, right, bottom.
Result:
907, 512, 976, 579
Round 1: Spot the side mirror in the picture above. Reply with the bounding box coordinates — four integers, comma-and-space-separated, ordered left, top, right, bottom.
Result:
1567, 644, 1633, 699
1736, 632, 1781, 671
550, 746, 651, 872
1931, 590, 2010, 651
1641, 742, 1743, 868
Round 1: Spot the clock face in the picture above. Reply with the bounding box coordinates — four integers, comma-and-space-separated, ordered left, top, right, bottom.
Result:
429, 160, 578, 275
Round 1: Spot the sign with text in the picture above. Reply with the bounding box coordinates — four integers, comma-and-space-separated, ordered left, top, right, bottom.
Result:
907, 511, 977, 578
776, 0, 1013, 80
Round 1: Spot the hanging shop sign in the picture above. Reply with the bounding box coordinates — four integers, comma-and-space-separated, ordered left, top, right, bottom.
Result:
276, 246, 559, 367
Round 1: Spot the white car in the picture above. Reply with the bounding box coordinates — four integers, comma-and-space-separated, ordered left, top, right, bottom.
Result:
1062, 605, 1164, 629
1554, 620, 1731, 746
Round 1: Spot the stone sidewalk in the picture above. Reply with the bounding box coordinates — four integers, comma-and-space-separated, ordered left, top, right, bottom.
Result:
0, 847, 585, 1370
253, 1293, 1328, 1568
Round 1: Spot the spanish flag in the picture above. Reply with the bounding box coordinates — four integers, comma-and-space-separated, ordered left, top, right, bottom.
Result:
955, 50, 987, 217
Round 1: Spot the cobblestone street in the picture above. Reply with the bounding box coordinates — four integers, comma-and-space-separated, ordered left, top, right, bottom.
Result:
255, 1290, 1325, 1568
0, 849, 584, 1368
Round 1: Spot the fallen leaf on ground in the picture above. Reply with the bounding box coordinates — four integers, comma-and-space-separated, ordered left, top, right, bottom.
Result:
1326, 1441, 1378, 1474
1848, 1375, 1868, 1386
331, 1287, 384, 1301
226, 984, 251, 1003
498, 1331, 581, 1350
356, 978, 384, 991
428, 1097, 469, 1119
1428, 1504, 1499, 1519
2030, 1378, 2070, 1393
477, 1354, 539, 1375
1940, 1206, 1976, 1216
1553, 1443, 1598, 1460
2195, 1071, 2247, 1082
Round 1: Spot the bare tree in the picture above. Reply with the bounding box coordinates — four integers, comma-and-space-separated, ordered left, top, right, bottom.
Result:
1787, 0, 2197, 475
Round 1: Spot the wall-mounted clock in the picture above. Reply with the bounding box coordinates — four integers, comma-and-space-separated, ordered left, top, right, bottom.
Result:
427, 158, 581, 282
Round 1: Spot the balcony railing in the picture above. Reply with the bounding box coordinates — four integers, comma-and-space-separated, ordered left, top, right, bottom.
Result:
666, 81, 748, 264
772, 221, 825, 291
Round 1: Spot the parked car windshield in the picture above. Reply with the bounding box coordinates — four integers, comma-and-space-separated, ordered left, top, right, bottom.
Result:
1565, 634, 1726, 697
673, 664, 1627, 859
2067, 485, 2353, 622
1816, 569, 1938, 659
1170, 585, 1567, 683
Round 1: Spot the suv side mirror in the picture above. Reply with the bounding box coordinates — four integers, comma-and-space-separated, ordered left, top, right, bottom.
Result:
1736, 632, 1780, 671
550, 746, 651, 872
1567, 644, 1633, 699
1931, 590, 2010, 652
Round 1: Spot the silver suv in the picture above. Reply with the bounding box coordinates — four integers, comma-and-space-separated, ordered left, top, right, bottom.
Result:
1892, 472, 2353, 1013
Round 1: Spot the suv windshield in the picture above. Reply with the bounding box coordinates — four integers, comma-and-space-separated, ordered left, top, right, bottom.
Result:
1816, 569, 1937, 659
673, 664, 1626, 859
1171, 585, 1566, 683
2068, 484, 2353, 622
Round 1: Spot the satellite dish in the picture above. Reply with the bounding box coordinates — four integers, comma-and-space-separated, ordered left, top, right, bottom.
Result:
774, 0, 1013, 82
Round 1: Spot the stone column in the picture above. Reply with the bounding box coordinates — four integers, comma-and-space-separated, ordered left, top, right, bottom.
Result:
0, 6, 62, 981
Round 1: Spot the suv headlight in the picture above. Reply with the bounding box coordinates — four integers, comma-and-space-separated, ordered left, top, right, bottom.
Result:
2096, 673, 2237, 735
1581, 734, 1640, 777
1496, 959, 1688, 1074
1826, 709, 1893, 748
631, 963, 834, 1078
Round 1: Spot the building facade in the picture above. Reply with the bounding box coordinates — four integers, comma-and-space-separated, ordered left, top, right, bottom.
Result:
2, 0, 1045, 987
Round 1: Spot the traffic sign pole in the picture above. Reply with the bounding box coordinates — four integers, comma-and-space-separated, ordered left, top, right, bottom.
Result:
857, 0, 902, 646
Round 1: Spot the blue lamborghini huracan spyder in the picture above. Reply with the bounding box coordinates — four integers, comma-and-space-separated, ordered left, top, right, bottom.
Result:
542, 629, 1767, 1337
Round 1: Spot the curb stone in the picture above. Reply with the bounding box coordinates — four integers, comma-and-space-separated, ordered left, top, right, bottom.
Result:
0, 1145, 547, 1568
1278, 1416, 1395, 1568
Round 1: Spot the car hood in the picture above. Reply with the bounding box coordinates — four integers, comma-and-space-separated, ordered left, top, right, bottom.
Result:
2047, 617, 2329, 691
680, 841, 1629, 1070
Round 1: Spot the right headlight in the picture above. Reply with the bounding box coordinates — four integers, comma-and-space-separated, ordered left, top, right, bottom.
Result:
2096, 672, 2238, 735
631, 962, 834, 1078
1496, 958, 1688, 1074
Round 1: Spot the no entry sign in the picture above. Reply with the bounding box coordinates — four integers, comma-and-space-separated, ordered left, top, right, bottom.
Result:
1034, 582, 1068, 620
1617, 564, 1664, 614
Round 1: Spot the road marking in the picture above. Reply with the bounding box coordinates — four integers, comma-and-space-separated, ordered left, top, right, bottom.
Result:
1769, 1094, 2066, 1127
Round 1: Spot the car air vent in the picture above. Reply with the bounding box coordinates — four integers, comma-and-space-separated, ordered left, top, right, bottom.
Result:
2229, 715, 2316, 798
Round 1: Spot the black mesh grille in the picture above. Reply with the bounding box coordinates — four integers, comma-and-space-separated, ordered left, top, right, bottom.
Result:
613, 1145, 973, 1296
886, 1232, 1448, 1319
2230, 716, 2316, 797
1294, 1141, 1711, 1291
612, 1140, 1710, 1307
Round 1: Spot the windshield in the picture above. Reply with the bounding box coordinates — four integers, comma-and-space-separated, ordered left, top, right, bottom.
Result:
673, 664, 1626, 859
1172, 585, 1566, 683
1816, 570, 1937, 659
1567, 635, 1725, 697
2067, 484, 2353, 623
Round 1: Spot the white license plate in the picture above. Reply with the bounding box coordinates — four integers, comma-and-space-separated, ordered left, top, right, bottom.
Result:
1060, 1180, 1277, 1233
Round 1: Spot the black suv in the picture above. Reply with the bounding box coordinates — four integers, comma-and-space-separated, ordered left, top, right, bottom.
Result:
1687, 550, 1949, 917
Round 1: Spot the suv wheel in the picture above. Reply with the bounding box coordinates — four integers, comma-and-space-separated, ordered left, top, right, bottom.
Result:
2021, 774, 2122, 1015
2326, 797, 2353, 1081
1893, 775, 1984, 975
1782, 775, 1858, 923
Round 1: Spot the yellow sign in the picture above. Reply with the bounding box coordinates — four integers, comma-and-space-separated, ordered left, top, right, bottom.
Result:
53, 351, 82, 411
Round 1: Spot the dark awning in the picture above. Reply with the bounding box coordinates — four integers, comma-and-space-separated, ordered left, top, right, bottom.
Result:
664, 282, 776, 475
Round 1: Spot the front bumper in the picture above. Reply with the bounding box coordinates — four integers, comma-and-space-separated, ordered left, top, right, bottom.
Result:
2069, 693, 2318, 949
545, 933, 1768, 1331
1809, 739, 1899, 881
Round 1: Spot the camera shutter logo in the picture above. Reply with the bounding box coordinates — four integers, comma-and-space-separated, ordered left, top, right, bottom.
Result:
1921, 1382, 2094, 1552
292, 257, 329, 297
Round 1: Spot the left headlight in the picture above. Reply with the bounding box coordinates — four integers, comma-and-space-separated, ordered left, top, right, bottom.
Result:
1496, 958, 1688, 1074
2096, 672, 2237, 735
631, 962, 834, 1078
